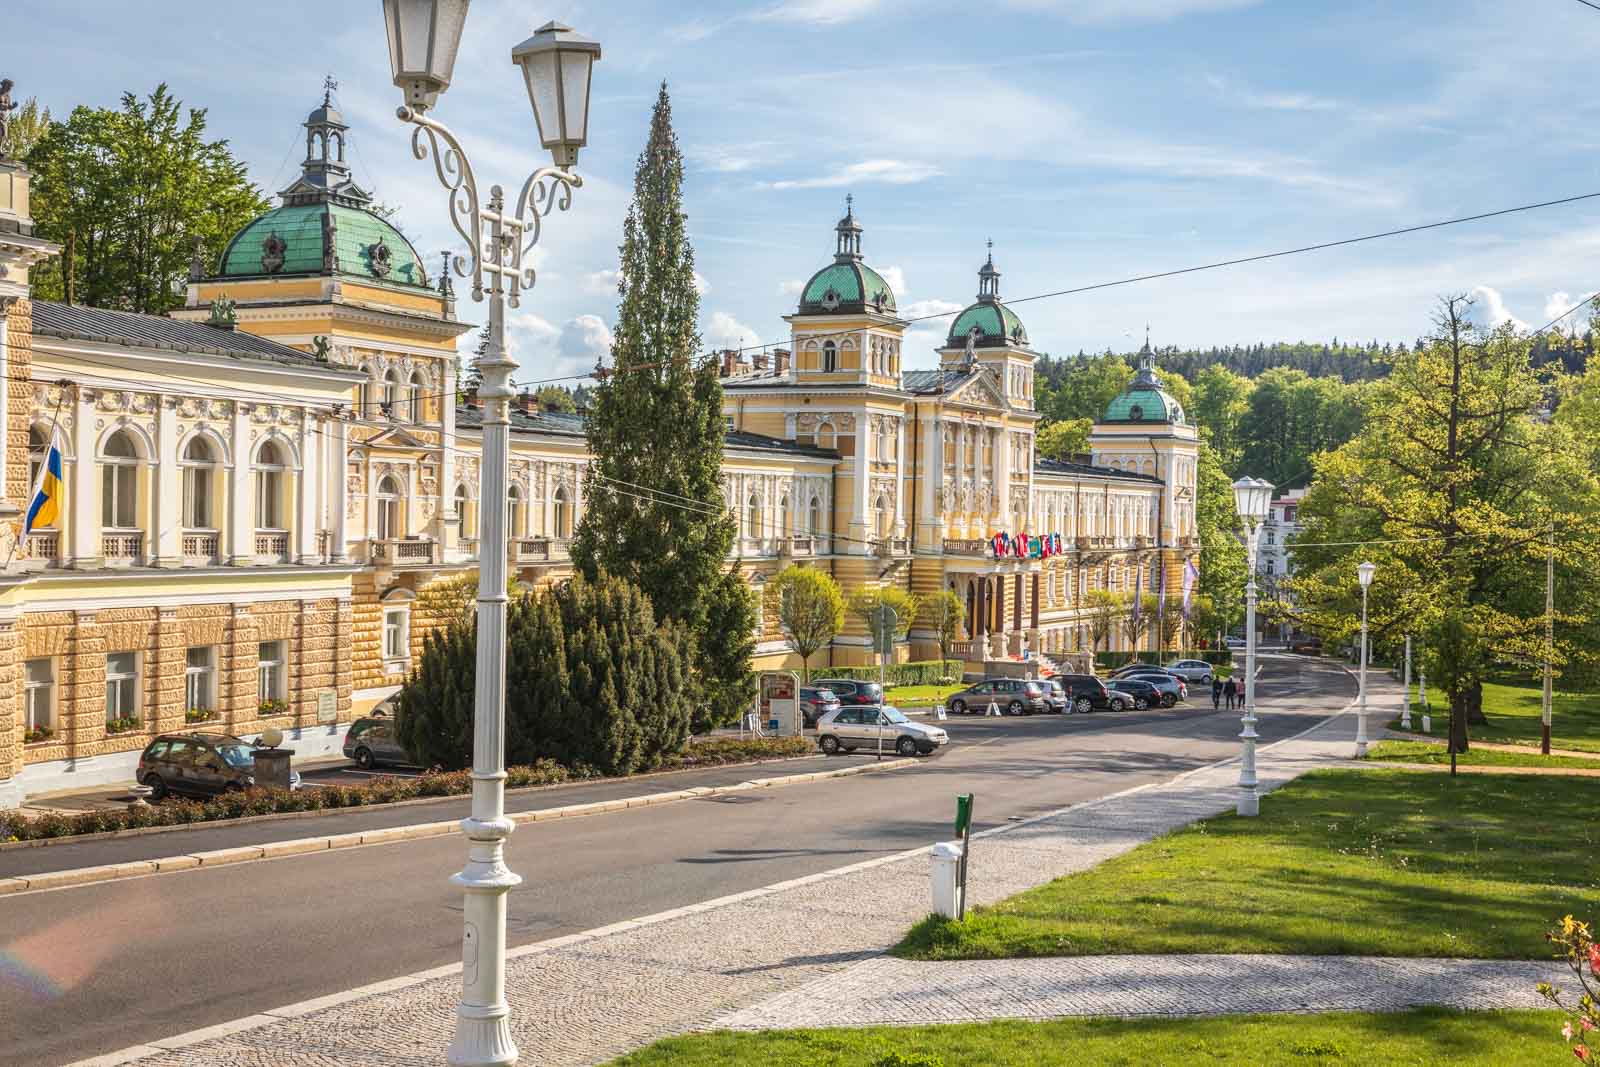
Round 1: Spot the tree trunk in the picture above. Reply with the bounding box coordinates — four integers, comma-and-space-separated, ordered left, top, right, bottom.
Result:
1464, 679, 1486, 726
1448, 688, 1470, 754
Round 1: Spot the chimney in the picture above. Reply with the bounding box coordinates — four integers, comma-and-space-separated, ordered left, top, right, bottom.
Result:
514, 391, 539, 415
774, 348, 792, 374
720, 349, 739, 376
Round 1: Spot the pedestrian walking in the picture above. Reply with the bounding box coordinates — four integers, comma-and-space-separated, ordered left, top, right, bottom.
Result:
1223, 676, 1238, 710
1211, 677, 1223, 710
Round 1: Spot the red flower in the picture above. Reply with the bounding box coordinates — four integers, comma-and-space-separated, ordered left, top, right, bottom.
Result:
1588, 943, 1600, 976
1575, 1044, 1591, 1062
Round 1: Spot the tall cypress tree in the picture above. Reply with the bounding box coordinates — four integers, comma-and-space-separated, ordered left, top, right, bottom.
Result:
572, 84, 752, 726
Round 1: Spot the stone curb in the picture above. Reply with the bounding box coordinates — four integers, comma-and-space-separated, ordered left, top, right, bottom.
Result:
0, 751, 829, 853
2, 756, 919, 899
66, 680, 1379, 1067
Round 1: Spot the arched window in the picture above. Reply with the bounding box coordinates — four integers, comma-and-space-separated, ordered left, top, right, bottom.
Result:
777, 495, 790, 538
552, 486, 571, 538
255, 441, 287, 530
745, 493, 762, 539
408, 371, 426, 423
507, 484, 524, 538
808, 495, 821, 536
376, 475, 403, 540
873, 493, 891, 539
181, 436, 217, 529
101, 429, 140, 528
823, 341, 836, 373
382, 370, 401, 418
817, 420, 835, 449
454, 485, 474, 538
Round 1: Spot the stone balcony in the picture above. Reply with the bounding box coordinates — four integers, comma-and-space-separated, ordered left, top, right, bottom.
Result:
370, 537, 441, 567
511, 537, 571, 564
101, 530, 145, 567
941, 538, 990, 557
254, 529, 291, 565
874, 536, 911, 559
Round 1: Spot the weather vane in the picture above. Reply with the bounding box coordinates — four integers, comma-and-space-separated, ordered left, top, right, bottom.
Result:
323, 74, 339, 105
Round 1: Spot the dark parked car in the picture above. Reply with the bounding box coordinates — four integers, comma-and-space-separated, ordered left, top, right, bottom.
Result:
810, 678, 885, 708
1116, 670, 1184, 707
1289, 634, 1323, 654
945, 678, 1051, 716
799, 687, 842, 728
137, 732, 300, 800
1107, 677, 1161, 710
344, 714, 414, 769
1057, 674, 1127, 713
1111, 662, 1179, 680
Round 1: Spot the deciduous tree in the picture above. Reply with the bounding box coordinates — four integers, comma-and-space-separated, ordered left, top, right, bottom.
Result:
771, 566, 844, 683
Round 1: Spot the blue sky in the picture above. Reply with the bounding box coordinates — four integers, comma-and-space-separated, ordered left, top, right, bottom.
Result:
12, 0, 1600, 383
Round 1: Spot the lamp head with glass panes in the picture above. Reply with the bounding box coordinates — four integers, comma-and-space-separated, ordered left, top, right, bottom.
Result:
1358, 560, 1377, 589
1231, 476, 1274, 530
511, 21, 601, 169
382, 0, 470, 112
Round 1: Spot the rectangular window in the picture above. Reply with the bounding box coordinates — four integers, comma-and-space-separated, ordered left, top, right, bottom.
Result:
258, 641, 285, 703
106, 652, 139, 724
383, 609, 409, 661
24, 658, 54, 735
185, 646, 215, 712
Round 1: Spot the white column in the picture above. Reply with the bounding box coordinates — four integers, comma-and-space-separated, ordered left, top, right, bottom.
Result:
329, 416, 349, 563
541, 462, 552, 537
995, 428, 1010, 525
296, 415, 318, 564
851, 414, 870, 552
442, 357, 459, 553
918, 416, 939, 543
154, 397, 178, 567
70, 387, 97, 567
893, 416, 907, 536
228, 402, 251, 565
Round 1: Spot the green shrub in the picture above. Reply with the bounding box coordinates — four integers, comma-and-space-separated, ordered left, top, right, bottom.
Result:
812, 660, 962, 686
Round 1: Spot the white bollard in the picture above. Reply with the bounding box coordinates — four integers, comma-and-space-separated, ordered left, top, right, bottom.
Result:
1422, 713, 1431, 734
986, 700, 1001, 717
931, 840, 964, 919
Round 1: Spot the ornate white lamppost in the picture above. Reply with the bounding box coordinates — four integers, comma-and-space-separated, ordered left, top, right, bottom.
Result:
1231, 476, 1273, 816
381, 4, 601, 1064
1356, 560, 1376, 757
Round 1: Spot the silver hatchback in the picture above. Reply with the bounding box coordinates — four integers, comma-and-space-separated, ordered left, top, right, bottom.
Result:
816, 705, 949, 757
1163, 659, 1218, 685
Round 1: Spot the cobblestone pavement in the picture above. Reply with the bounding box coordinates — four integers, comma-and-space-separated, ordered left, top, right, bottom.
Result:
715, 954, 1561, 1030
82, 686, 1462, 1067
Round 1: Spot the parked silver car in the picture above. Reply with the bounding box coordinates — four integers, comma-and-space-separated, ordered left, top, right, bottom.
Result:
1163, 659, 1218, 685
816, 705, 949, 757
1116, 670, 1186, 707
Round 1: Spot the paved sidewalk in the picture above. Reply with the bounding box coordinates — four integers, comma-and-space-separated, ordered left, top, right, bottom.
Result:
81, 681, 1471, 1067
716, 954, 1559, 1029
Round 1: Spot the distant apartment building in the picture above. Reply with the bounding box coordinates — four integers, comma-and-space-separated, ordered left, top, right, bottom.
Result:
1257, 488, 1306, 639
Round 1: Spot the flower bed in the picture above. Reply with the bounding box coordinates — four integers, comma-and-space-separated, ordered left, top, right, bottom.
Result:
0, 736, 815, 844
258, 699, 290, 716
23, 725, 54, 744
105, 716, 141, 735
184, 708, 218, 724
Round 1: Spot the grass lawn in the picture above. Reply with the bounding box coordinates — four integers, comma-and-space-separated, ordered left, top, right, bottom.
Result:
1389, 681, 1600, 754
1366, 739, 1600, 771
607, 1010, 1571, 1066
895, 769, 1600, 961
885, 683, 965, 707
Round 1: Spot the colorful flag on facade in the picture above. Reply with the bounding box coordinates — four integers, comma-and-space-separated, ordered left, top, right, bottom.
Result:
1182, 558, 1199, 617
22, 427, 63, 549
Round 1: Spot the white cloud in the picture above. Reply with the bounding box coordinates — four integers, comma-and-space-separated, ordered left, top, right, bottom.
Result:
899, 298, 965, 323
1005, 0, 1260, 23
693, 271, 711, 295
704, 310, 762, 352
755, 0, 888, 25
1206, 74, 1340, 112
560, 315, 615, 365
583, 269, 622, 296
768, 159, 942, 190
878, 265, 908, 297
499, 312, 613, 383
778, 279, 805, 297
1466, 286, 1527, 332
1545, 291, 1577, 324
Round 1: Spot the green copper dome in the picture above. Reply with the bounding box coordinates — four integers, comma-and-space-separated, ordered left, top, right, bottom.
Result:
217, 202, 429, 288
796, 199, 897, 315
947, 301, 1027, 348
212, 96, 430, 290
1103, 345, 1187, 425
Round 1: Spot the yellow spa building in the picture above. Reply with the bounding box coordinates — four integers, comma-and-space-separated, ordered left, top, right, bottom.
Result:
0, 101, 1196, 806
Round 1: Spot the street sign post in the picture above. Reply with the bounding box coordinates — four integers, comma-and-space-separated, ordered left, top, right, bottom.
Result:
954, 793, 974, 920
872, 604, 898, 760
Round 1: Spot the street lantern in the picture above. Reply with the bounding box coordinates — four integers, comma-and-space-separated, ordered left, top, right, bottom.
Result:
1230, 475, 1274, 818
1355, 560, 1376, 757
382, 0, 472, 111
512, 21, 602, 168
1231, 476, 1273, 527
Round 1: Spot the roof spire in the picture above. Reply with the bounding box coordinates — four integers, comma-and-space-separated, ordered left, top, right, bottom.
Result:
834, 195, 863, 261
977, 240, 1001, 301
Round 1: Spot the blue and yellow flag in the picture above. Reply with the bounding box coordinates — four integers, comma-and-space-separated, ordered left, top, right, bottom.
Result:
22, 429, 63, 546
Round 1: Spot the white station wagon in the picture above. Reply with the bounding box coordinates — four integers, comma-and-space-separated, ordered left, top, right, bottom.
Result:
1163, 659, 1219, 685
816, 705, 949, 757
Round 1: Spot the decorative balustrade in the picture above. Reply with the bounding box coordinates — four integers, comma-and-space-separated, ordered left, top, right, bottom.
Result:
941, 538, 989, 556
783, 536, 814, 557
370, 538, 441, 566
459, 537, 480, 560
23, 531, 59, 566
102, 530, 143, 564
255, 530, 290, 562
182, 530, 220, 563
874, 536, 911, 559
511, 537, 570, 564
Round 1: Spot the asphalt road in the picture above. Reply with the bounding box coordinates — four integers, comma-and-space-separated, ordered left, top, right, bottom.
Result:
3, 654, 1355, 1067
